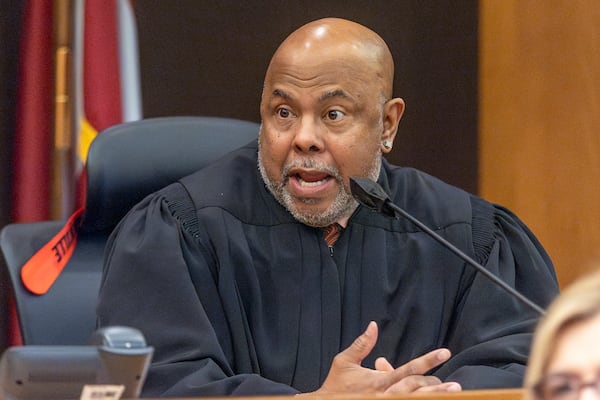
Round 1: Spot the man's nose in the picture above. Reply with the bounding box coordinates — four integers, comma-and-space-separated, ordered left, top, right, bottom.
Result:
292, 117, 324, 153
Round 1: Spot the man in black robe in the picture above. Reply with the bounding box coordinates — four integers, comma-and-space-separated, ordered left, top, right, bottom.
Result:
97, 18, 559, 397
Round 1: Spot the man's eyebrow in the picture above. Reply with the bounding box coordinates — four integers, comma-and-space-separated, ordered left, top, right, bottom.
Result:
272, 88, 292, 100
318, 89, 352, 102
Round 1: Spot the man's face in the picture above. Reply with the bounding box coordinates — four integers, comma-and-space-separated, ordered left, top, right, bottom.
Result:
258, 56, 386, 227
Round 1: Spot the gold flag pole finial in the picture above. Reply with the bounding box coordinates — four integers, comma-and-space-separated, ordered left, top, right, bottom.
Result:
51, 0, 75, 220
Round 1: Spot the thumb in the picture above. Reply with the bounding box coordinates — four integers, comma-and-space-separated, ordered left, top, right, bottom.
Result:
375, 357, 394, 371
342, 321, 378, 364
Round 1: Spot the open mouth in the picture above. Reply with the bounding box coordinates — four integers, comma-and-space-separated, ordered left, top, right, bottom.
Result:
294, 171, 332, 187
285, 168, 337, 197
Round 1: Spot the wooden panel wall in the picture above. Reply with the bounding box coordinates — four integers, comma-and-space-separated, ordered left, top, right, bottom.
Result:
479, 1, 600, 287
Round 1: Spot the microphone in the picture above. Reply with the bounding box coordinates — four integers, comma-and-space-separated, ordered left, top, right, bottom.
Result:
349, 177, 546, 316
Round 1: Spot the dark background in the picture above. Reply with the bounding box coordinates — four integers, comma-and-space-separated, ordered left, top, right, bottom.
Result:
0, 0, 478, 226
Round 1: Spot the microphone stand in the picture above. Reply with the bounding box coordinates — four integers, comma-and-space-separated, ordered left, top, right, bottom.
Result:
349, 177, 546, 316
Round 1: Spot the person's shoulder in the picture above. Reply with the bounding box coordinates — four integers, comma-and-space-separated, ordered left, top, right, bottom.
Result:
384, 162, 467, 195
382, 162, 473, 218
179, 141, 259, 199
174, 142, 285, 224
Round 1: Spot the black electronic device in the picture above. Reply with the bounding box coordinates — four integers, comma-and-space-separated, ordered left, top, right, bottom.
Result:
0, 326, 153, 400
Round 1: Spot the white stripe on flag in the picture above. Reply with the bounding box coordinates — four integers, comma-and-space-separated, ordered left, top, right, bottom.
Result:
117, 0, 142, 122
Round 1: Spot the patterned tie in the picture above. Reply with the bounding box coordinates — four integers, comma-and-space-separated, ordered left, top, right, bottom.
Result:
323, 223, 342, 247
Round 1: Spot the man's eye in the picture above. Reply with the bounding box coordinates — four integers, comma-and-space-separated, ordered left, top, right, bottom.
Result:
326, 110, 344, 121
277, 107, 291, 118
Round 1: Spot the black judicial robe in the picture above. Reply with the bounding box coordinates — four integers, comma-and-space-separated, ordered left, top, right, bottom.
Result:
97, 141, 559, 397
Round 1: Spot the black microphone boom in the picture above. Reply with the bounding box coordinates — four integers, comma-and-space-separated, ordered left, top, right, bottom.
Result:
349, 177, 545, 316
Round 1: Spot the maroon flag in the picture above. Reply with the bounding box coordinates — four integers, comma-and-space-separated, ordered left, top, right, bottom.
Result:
7, 0, 141, 346
12, 0, 54, 224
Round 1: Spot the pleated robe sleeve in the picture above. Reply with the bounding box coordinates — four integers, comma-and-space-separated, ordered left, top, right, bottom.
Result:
432, 197, 559, 388
96, 183, 299, 397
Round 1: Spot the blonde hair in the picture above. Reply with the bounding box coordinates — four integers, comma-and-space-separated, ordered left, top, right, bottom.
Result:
524, 268, 600, 399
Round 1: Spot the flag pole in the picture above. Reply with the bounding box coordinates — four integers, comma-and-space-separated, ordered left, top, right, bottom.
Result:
51, 0, 75, 220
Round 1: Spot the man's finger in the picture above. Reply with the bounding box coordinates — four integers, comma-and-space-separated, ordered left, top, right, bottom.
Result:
338, 321, 378, 365
375, 357, 394, 372
415, 382, 462, 393
390, 348, 451, 381
384, 375, 442, 393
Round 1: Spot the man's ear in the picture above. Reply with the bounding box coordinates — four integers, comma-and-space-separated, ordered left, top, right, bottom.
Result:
380, 98, 405, 154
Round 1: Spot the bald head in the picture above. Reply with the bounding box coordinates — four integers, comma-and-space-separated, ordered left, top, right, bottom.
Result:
258, 18, 405, 227
265, 18, 395, 99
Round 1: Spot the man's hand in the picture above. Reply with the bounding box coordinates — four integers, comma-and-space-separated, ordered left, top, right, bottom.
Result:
303, 321, 461, 395
374, 352, 461, 393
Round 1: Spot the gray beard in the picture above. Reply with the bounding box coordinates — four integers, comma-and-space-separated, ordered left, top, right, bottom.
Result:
257, 146, 382, 228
